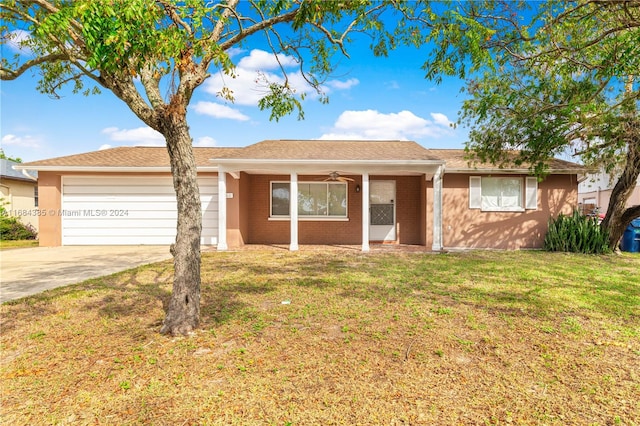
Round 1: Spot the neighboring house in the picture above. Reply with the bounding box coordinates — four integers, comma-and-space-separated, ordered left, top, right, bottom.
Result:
15, 140, 585, 251
578, 170, 640, 215
0, 158, 39, 232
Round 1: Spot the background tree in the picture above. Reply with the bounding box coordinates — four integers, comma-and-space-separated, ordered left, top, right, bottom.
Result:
1, 0, 405, 335
405, 0, 640, 248
0, 149, 22, 163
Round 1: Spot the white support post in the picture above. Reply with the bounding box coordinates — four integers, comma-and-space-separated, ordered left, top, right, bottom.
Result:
361, 173, 370, 252
289, 172, 299, 251
432, 166, 443, 251
217, 168, 228, 251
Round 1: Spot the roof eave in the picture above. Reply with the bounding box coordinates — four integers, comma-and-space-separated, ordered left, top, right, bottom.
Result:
0, 175, 38, 183
13, 165, 220, 172
445, 168, 584, 174
210, 159, 445, 166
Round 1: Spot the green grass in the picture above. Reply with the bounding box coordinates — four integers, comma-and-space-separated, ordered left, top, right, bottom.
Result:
1, 249, 639, 425
0, 239, 38, 250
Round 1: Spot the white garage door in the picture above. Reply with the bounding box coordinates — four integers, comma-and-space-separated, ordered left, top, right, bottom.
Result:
61, 176, 218, 245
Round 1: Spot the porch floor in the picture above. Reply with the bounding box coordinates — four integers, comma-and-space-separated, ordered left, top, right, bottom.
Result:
204, 244, 435, 253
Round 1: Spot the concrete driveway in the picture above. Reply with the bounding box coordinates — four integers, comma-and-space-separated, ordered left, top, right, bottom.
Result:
0, 246, 172, 303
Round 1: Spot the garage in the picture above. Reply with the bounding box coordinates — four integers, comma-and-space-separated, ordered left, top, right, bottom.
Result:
61, 176, 218, 245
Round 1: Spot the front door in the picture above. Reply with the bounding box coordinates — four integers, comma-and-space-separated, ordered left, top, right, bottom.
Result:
369, 180, 396, 241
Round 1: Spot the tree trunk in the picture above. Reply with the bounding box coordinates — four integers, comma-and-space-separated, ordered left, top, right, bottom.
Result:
601, 135, 640, 249
159, 113, 202, 336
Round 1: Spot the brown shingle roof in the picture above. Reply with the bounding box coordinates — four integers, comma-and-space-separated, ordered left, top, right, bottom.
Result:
212, 140, 442, 161
18, 141, 585, 173
20, 146, 240, 168
427, 149, 586, 172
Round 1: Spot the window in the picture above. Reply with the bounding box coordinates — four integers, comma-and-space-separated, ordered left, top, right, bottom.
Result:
271, 182, 348, 218
469, 176, 537, 212
34, 186, 38, 207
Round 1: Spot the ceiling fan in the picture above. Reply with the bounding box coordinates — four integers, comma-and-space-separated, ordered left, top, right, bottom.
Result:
323, 171, 354, 182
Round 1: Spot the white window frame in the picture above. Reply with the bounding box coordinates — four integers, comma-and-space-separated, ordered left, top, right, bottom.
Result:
469, 176, 538, 212
270, 181, 349, 220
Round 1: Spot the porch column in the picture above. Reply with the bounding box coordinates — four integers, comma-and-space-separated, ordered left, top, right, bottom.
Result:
432, 166, 443, 251
289, 172, 299, 251
217, 167, 228, 251
361, 173, 370, 252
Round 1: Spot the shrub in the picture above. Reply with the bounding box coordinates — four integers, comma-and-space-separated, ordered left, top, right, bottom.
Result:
0, 216, 38, 240
0, 204, 38, 241
544, 210, 611, 254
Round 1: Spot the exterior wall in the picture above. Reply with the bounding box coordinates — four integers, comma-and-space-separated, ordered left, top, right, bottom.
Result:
391, 175, 424, 245
36, 171, 219, 247
578, 171, 640, 214
246, 174, 363, 245
425, 178, 434, 249
441, 173, 578, 250
579, 186, 640, 214
225, 174, 244, 248
37, 171, 62, 246
0, 177, 39, 231
244, 174, 426, 245
237, 172, 251, 247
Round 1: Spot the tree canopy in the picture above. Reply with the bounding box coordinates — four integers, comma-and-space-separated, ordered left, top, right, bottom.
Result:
403, 0, 640, 246
1, 0, 410, 335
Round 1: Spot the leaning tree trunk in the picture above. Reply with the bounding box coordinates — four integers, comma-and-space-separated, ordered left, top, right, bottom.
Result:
601, 134, 640, 249
159, 112, 202, 335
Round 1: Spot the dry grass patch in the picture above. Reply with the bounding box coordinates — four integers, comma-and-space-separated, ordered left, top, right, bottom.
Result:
0, 240, 38, 250
1, 249, 639, 425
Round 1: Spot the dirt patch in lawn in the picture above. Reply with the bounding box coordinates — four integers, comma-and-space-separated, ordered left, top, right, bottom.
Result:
1, 249, 638, 425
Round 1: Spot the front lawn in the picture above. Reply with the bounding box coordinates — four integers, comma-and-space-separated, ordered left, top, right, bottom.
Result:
0, 239, 38, 250
1, 249, 638, 424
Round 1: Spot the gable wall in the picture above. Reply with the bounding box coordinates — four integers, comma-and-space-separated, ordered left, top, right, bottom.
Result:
441, 173, 578, 249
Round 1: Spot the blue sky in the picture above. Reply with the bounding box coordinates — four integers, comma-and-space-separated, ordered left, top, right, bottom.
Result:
1, 27, 470, 163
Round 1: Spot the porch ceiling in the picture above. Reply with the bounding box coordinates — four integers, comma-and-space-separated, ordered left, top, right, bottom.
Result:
212, 159, 444, 180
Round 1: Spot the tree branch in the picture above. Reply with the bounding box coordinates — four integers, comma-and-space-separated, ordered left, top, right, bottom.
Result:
217, 9, 299, 53
99, 73, 159, 129
0, 53, 68, 80
140, 65, 166, 109
157, 0, 193, 35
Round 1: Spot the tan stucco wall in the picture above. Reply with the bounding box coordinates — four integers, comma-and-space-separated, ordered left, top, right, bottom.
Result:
441, 174, 578, 250
0, 177, 39, 232
37, 171, 62, 246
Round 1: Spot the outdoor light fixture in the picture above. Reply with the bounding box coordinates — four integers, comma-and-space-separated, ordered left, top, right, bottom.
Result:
355, 184, 361, 193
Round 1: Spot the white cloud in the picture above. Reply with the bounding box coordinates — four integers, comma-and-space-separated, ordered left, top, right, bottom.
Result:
102, 126, 165, 146
5, 30, 32, 54
430, 112, 453, 127
316, 132, 369, 141
203, 49, 357, 108
191, 101, 250, 121
204, 67, 301, 106
194, 136, 217, 147
326, 78, 359, 90
226, 47, 246, 58
98, 144, 113, 150
237, 49, 298, 71
318, 110, 455, 141
1, 133, 41, 148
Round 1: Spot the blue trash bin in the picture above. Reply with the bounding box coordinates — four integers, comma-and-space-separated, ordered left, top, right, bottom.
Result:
620, 218, 640, 253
